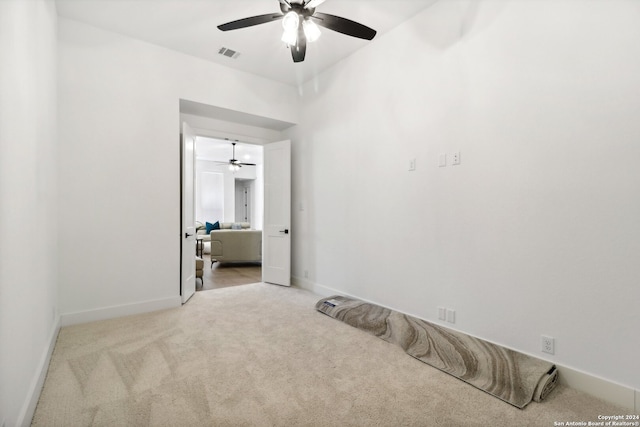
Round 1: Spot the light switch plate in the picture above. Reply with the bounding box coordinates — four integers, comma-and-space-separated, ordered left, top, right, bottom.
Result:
446, 309, 456, 323
438, 153, 447, 167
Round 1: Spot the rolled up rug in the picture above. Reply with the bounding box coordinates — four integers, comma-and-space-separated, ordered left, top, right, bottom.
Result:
316, 295, 558, 409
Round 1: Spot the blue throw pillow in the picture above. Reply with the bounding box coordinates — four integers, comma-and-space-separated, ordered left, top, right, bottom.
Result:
206, 221, 220, 234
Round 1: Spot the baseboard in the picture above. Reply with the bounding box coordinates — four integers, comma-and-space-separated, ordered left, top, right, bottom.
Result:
60, 296, 182, 327
291, 276, 342, 297
556, 365, 638, 412
17, 316, 60, 427
293, 276, 639, 413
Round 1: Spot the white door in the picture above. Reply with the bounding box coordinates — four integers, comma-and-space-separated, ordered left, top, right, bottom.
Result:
262, 140, 291, 286
181, 122, 196, 303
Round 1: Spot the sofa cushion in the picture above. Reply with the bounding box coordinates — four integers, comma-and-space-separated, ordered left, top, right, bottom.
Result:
206, 221, 220, 234
220, 222, 250, 229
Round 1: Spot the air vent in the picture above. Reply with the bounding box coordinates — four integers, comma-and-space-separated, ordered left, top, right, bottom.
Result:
218, 47, 240, 59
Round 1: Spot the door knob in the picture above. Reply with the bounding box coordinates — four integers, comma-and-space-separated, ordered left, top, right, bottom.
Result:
279, 229, 289, 234
185, 232, 193, 238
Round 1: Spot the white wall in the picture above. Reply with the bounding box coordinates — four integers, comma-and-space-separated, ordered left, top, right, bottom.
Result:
57, 18, 298, 318
196, 166, 224, 224
288, 0, 640, 391
195, 159, 256, 224
0, 1, 59, 425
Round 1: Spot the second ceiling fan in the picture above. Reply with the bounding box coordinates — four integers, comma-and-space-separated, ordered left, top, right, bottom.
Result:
215, 142, 256, 171
217, 0, 377, 63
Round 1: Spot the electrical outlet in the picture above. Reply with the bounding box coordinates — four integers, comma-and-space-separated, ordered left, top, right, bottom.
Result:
452, 151, 461, 165
541, 335, 555, 354
438, 307, 446, 320
409, 158, 416, 171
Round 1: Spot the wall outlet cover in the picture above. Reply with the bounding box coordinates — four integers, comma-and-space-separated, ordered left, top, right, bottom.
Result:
542, 335, 555, 354
452, 151, 461, 165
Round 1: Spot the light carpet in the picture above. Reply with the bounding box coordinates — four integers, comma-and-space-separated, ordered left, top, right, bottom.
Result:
33, 283, 630, 426
316, 295, 557, 408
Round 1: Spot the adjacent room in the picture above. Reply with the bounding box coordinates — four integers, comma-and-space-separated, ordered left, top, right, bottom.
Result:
1, 0, 639, 425
193, 136, 264, 290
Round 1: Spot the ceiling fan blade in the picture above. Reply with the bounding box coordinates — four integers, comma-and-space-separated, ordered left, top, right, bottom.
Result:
239, 162, 257, 166
290, 28, 307, 63
279, 1, 292, 14
304, 0, 326, 9
218, 13, 283, 31
311, 12, 377, 40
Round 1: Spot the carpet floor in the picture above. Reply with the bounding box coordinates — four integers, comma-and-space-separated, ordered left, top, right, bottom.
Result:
33, 283, 631, 426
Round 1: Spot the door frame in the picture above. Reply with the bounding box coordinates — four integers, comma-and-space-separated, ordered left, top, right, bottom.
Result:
180, 122, 197, 303
180, 128, 287, 292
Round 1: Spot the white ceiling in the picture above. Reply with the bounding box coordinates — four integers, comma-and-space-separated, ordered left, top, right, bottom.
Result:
196, 137, 264, 165
55, 0, 437, 87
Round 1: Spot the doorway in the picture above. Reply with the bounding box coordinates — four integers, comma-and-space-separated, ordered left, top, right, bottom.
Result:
235, 180, 252, 223
179, 98, 294, 298
194, 137, 264, 290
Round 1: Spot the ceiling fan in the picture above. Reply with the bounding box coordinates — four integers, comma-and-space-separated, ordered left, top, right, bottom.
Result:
215, 142, 256, 171
217, 0, 377, 63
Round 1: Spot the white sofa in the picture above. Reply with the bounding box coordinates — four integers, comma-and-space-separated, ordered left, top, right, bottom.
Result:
196, 221, 252, 255
197, 221, 261, 265
209, 228, 262, 266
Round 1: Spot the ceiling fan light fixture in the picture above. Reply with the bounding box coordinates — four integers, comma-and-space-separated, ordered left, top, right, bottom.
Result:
282, 11, 299, 32
303, 19, 321, 42
218, 1, 377, 63
281, 28, 297, 46
281, 11, 299, 45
